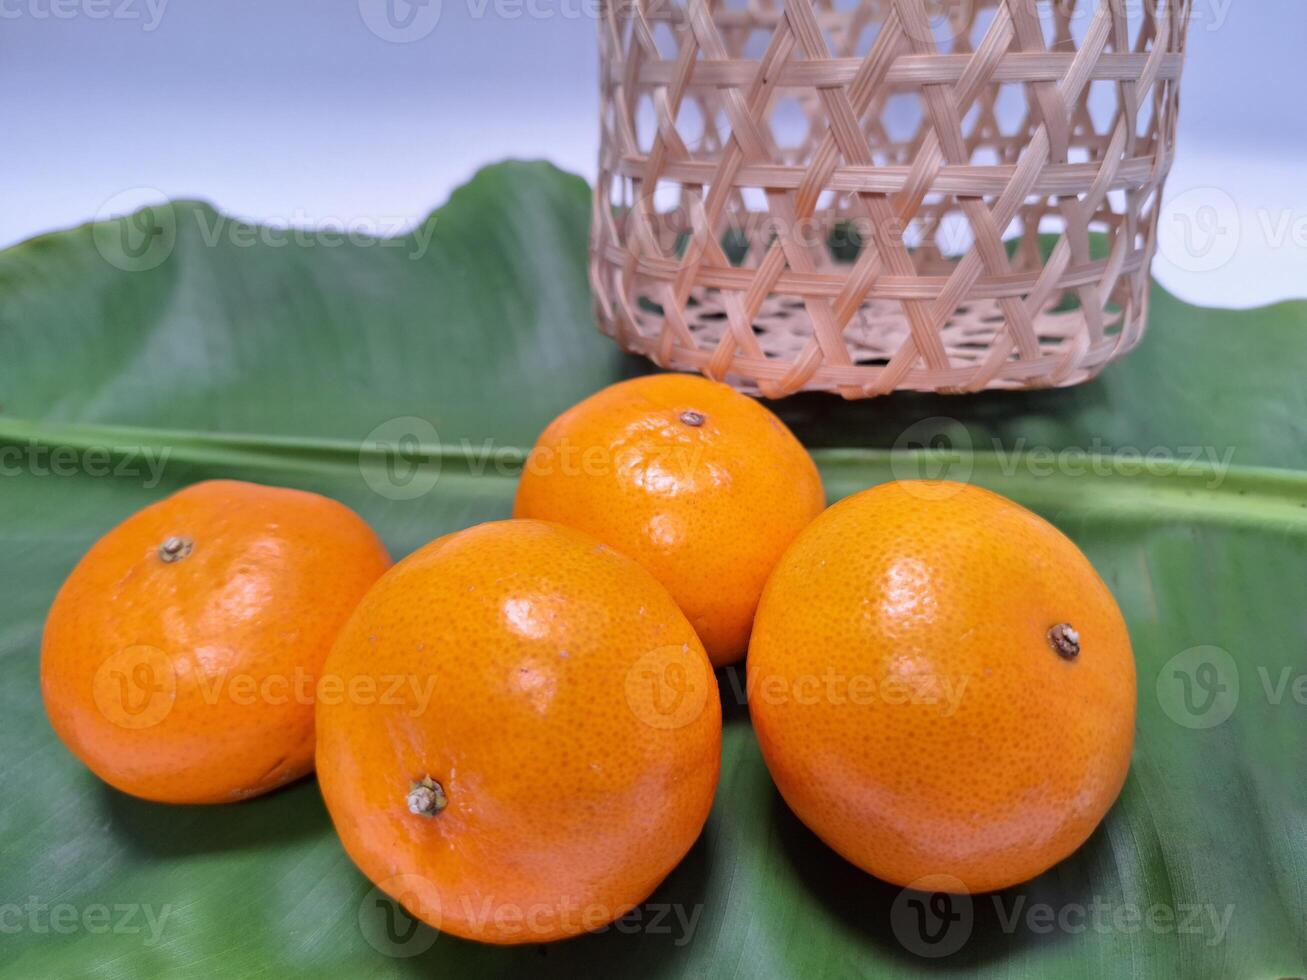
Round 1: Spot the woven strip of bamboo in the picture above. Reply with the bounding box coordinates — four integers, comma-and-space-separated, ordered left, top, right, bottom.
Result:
591, 0, 1192, 397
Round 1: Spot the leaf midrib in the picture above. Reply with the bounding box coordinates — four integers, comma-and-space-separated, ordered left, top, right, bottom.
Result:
3, 417, 1305, 536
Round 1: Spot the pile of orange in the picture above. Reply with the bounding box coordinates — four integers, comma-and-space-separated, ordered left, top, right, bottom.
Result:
41, 373, 1136, 946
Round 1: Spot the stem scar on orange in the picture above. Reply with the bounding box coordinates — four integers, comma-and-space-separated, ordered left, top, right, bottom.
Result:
316, 519, 721, 945
513, 373, 825, 667
40, 479, 391, 804
747, 481, 1136, 894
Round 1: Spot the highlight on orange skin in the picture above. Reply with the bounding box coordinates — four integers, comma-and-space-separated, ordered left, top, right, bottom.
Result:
513, 373, 825, 666
40, 479, 392, 804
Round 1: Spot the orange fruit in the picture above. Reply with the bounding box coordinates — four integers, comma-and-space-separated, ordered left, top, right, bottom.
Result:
513, 373, 824, 667
41, 479, 391, 804
747, 481, 1135, 893
316, 519, 720, 945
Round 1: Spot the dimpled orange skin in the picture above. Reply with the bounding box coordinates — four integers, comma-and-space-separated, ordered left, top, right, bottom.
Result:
316, 519, 721, 945
40, 480, 391, 804
513, 374, 825, 667
748, 481, 1136, 894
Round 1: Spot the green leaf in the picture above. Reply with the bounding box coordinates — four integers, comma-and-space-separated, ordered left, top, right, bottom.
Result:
1, 161, 1304, 977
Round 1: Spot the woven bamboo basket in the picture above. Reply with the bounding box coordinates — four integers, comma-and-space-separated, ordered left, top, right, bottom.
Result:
591, 0, 1191, 397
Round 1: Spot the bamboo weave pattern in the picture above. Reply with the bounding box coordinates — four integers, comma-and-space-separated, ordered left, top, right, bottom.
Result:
592, 0, 1192, 396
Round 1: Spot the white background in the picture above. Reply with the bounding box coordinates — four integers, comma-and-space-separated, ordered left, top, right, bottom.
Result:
0, 0, 1302, 309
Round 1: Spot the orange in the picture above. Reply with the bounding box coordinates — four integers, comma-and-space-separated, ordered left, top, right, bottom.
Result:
513, 373, 824, 667
41, 479, 391, 804
316, 519, 721, 945
747, 481, 1135, 893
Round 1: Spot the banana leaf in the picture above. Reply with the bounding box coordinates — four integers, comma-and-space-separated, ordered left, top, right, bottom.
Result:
1, 162, 1304, 978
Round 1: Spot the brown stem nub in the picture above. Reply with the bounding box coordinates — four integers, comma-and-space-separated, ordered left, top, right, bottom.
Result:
158, 536, 193, 563
678, 410, 706, 427
407, 776, 448, 817
1047, 623, 1081, 660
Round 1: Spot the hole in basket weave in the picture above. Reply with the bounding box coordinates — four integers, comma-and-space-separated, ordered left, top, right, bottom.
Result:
722, 229, 750, 266
828, 221, 864, 263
